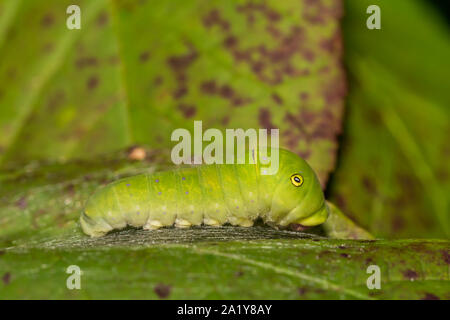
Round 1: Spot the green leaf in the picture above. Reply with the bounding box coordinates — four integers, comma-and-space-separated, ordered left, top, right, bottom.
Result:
0, 0, 347, 185
328, 0, 450, 238
1, 231, 449, 299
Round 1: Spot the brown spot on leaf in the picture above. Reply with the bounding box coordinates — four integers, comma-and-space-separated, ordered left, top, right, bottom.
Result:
221, 116, 230, 126
178, 104, 196, 118
200, 80, 217, 94
167, 46, 198, 72
361, 176, 376, 194
65, 184, 76, 196
202, 9, 230, 31
301, 49, 316, 62
310, 110, 341, 140
317, 250, 333, 258
42, 42, 54, 53
223, 36, 238, 48
297, 287, 308, 296
232, 49, 251, 62
300, 92, 309, 101
154, 283, 171, 299
232, 97, 246, 107
15, 196, 27, 209
108, 55, 119, 65
153, 76, 163, 86
319, 66, 330, 74
333, 193, 348, 212
97, 11, 109, 26
442, 250, 450, 265
266, 25, 282, 38
234, 270, 244, 278
236, 2, 280, 24
200, 80, 250, 107
323, 77, 347, 105
265, 9, 281, 22
302, 0, 337, 25
221, 9, 307, 85
364, 108, 382, 127
47, 90, 66, 111
283, 112, 309, 142
402, 269, 419, 281
259, 108, 275, 129
283, 131, 298, 150
298, 150, 311, 160
41, 14, 54, 27
320, 29, 343, 54
87, 76, 99, 90
421, 293, 440, 300
75, 57, 98, 69
173, 86, 188, 99
271, 93, 283, 105
2, 272, 11, 285
219, 85, 234, 99
167, 45, 198, 99
175, 73, 186, 83
251, 61, 265, 74
139, 51, 150, 63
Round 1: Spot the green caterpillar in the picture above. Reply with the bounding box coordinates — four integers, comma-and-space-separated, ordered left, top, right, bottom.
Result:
80, 148, 329, 237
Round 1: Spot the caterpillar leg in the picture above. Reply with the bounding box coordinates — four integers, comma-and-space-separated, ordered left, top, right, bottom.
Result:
203, 218, 220, 227
237, 218, 254, 227
80, 212, 113, 238
175, 218, 192, 228
144, 220, 163, 230
228, 216, 254, 227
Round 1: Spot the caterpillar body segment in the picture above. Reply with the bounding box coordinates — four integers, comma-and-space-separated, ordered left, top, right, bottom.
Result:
80, 148, 329, 237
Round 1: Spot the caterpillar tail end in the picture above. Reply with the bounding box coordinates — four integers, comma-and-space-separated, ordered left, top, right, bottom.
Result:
80, 212, 112, 238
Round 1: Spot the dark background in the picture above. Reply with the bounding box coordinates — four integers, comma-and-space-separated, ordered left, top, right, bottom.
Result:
430, 0, 450, 22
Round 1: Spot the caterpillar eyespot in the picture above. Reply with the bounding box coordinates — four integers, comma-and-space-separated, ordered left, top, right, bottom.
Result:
290, 174, 304, 187
80, 148, 329, 237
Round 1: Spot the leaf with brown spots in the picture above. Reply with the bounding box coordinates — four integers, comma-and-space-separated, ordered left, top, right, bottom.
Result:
0, 0, 346, 187
0, 0, 129, 167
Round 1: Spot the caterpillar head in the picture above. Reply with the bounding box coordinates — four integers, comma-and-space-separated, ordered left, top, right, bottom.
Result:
268, 149, 329, 228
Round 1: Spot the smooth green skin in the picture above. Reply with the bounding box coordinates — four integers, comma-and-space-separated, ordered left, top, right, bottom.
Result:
81, 148, 329, 237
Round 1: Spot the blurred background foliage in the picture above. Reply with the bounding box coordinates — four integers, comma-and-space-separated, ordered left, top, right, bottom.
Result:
0, 0, 448, 240
328, 0, 449, 238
